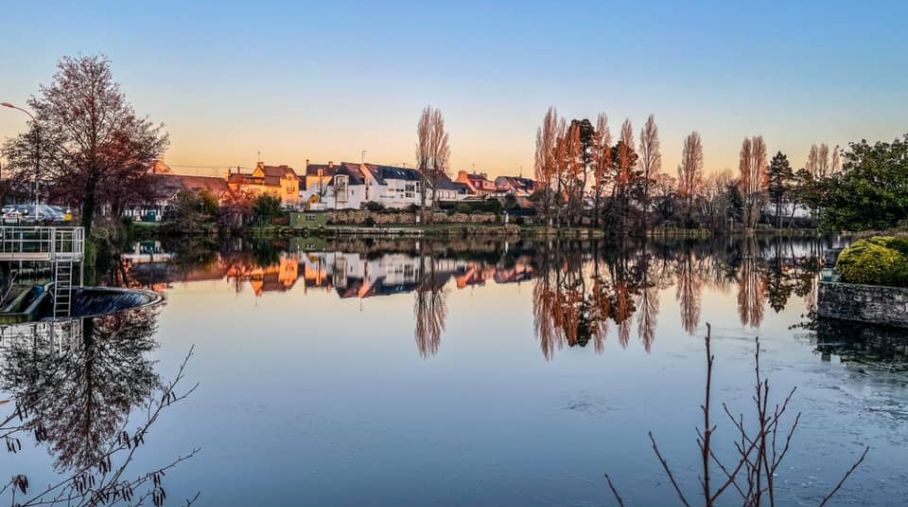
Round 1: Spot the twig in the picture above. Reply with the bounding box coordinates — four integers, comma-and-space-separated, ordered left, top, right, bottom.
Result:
818, 446, 869, 507
603, 474, 625, 507
649, 431, 691, 507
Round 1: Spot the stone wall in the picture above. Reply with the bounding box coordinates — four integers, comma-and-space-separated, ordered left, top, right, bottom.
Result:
818, 281, 908, 328
324, 210, 498, 225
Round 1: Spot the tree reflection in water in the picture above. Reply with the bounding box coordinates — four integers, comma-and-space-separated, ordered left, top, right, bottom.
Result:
531, 237, 826, 360
2, 309, 158, 472
414, 251, 448, 358
737, 236, 766, 328
533, 241, 647, 359
675, 243, 702, 336
0, 305, 198, 506
106, 236, 830, 361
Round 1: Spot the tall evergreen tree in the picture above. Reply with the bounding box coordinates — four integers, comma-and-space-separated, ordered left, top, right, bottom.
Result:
767, 151, 793, 228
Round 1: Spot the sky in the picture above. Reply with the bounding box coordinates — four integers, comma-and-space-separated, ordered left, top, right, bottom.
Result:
1, 0, 907, 178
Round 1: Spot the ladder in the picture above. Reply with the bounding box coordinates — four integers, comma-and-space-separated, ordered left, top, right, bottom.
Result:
53, 259, 74, 318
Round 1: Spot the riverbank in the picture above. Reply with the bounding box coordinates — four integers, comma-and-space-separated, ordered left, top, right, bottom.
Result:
250, 223, 606, 239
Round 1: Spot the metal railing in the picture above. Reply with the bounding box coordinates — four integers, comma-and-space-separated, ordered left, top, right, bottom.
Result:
0, 226, 85, 261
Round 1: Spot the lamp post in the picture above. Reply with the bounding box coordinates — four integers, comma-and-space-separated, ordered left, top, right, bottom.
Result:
2, 102, 40, 221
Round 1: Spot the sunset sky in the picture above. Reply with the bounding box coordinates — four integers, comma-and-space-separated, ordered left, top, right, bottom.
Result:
2, 1, 907, 178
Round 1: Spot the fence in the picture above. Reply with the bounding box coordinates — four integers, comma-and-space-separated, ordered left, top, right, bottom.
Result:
0, 226, 85, 262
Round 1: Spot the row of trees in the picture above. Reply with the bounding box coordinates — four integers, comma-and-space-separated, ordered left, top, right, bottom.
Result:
531, 106, 899, 233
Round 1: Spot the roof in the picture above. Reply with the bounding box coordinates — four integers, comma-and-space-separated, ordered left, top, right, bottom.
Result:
305, 162, 365, 186
178, 175, 229, 195
151, 174, 187, 199
496, 175, 536, 190
259, 164, 298, 186
435, 179, 469, 192
456, 170, 496, 191
363, 163, 422, 185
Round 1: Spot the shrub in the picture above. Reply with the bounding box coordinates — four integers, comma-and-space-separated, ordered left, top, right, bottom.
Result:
252, 194, 283, 224
456, 203, 472, 215
836, 236, 908, 287
363, 216, 376, 228
363, 202, 385, 212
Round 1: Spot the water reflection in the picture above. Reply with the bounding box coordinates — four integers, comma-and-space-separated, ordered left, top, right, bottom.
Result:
0, 308, 159, 471
109, 236, 836, 361
810, 316, 908, 375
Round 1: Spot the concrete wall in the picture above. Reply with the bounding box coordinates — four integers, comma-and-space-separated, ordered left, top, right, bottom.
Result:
818, 281, 908, 328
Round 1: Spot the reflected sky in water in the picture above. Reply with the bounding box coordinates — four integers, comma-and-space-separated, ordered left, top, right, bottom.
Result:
3, 236, 908, 506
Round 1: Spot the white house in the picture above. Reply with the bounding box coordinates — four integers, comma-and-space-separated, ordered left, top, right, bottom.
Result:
301, 162, 368, 210
360, 163, 431, 209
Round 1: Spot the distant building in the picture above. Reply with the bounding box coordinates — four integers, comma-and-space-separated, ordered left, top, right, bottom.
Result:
301, 161, 368, 210
454, 170, 496, 196
360, 163, 429, 209
433, 173, 471, 203
227, 162, 300, 208
495, 175, 537, 197
124, 173, 230, 222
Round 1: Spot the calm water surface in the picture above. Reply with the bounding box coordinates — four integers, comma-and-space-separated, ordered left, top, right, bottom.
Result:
2, 236, 907, 506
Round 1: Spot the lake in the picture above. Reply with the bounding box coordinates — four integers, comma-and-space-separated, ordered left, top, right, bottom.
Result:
2, 236, 907, 506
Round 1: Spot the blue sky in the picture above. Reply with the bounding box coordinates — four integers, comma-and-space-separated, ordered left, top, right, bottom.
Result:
2, 0, 906, 177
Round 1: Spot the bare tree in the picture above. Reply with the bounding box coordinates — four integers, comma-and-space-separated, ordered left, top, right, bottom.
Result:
677, 131, 704, 226
738, 136, 767, 229
638, 115, 662, 229
592, 113, 612, 228
830, 145, 841, 175
415, 106, 450, 223
1, 55, 168, 237
534, 107, 561, 226
817, 143, 830, 179
608, 324, 869, 507
805, 144, 819, 178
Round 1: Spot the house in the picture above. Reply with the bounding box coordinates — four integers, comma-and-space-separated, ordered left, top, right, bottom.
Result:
495, 176, 537, 197
124, 173, 230, 222
454, 170, 496, 196
300, 161, 367, 210
433, 174, 471, 203
227, 162, 300, 208
360, 163, 430, 209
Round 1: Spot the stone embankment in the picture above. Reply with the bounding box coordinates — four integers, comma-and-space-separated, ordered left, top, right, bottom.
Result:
818, 281, 908, 328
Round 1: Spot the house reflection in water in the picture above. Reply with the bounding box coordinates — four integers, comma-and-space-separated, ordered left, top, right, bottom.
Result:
227, 253, 299, 296
110, 237, 840, 360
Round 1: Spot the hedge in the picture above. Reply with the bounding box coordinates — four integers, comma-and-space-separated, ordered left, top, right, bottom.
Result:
836, 236, 908, 287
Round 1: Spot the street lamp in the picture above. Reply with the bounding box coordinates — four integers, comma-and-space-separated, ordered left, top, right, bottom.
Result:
2, 102, 40, 221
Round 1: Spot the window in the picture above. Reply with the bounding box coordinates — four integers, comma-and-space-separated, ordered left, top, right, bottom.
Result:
306, 214, 317, 221
336, 176, 348, 202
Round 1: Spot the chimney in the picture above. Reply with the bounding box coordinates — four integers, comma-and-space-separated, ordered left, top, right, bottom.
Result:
328, 161, 334, 168
305, 159, 309, 169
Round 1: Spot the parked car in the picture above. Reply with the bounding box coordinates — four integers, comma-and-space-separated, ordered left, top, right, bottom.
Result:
2, 207, 24, 224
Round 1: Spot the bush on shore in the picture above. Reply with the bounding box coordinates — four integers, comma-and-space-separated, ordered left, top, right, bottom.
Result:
836, 236, 908, 287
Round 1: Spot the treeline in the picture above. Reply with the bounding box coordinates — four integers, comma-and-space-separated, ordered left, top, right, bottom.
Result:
161, 190, 283, 234
532, 107, 908, 233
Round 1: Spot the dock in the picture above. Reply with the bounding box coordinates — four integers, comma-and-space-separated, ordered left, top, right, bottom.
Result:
0, 226, 85, 319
